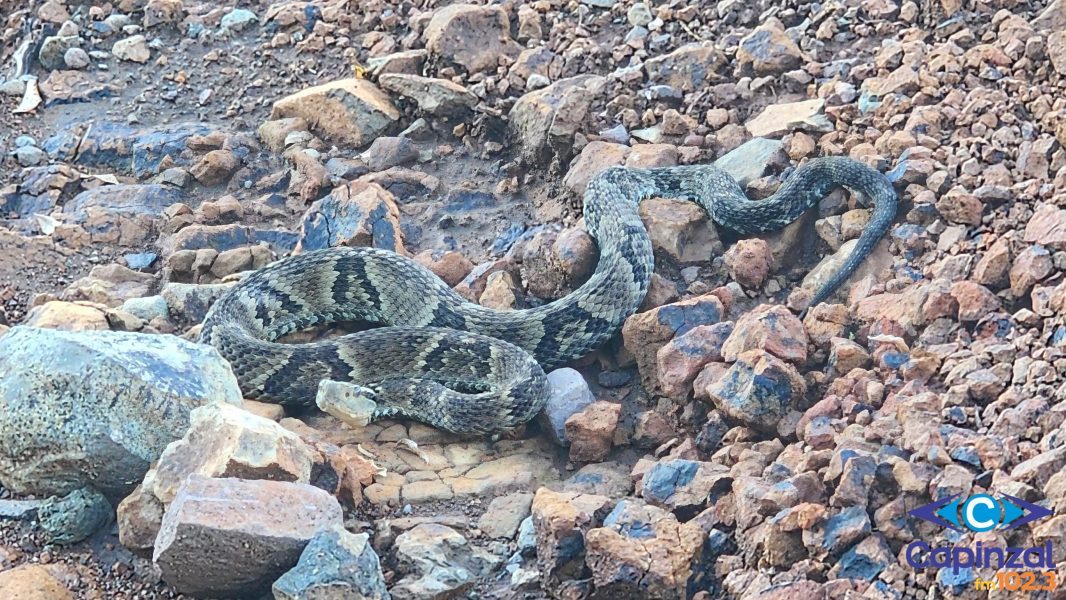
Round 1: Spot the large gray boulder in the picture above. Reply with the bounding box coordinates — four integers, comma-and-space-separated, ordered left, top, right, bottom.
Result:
0, 326, 243, 501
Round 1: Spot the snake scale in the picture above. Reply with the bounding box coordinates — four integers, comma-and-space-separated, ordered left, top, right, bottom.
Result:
200, 157, 897, 435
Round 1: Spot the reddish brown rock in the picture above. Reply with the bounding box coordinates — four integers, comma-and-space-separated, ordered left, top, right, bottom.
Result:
722, 304, 808, 364
638, 198, 723, 264
633, 411, 677, 449
655, 322, 734, 400
724, 238, 774, 288
950, 281, 1001, 321
936, 187, 983, 225
707, 349, 806, 432
414, 249, 474, 287
828, 337, 871, 373
1010, 245, 1054, 296
189, 150, 240, 186
424, 4, 522, 73
584, 500, 704, 600
622, 294, 725, 395
565, 401, 621, 463
972, 237, 1011, 288
1023, 203, 1066, 250
531, 488, 613, 591
0, 564, 73, 599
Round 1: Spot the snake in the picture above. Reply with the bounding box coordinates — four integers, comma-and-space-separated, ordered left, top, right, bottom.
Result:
199, 157, 897, 435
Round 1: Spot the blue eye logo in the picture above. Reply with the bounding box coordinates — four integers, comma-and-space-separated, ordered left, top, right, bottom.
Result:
909, 494, 1052, 532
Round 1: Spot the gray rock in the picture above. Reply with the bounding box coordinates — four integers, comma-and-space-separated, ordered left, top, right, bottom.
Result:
220, 8, 258, 31
510, 75, 606, 165
154, 476, 343, 598
712, 137, 786, 186
38, 34, 81, 70
0, 327, 242, 502
478, 492, 534, 539
273, 525, 390, 600
121, 295, 169, 322
14, 135, 36, 148
378, 73, 478, 116
13, 146, 47, 167
67, 184, 186, 222
537, 367, 595, 446
392, 523, 498, 600
37, 488, 112, 545
64, 47, 90, 69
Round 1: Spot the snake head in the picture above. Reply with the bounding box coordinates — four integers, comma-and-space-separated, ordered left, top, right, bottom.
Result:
315, 379, 378, 428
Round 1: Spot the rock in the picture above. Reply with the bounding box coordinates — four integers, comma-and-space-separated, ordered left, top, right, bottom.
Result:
802, 239, 893, 305
585, 500, 705, 600
37, 487, 113, 545
707, 349, 806, 432
424, 4, 522, 73
623, 294, 725, 395
531, 488, 613, 590
362, 136, 418, 171
563, 141, 631, 194
0, 564, 74, 599
1010, 245, 1054, 296
379, 73, 477, 116
271, 79, 400, 146
972, 237, 1011, 287
565, 401, 621, 463
478, 492, 534, 539
829, 534, 894, 580
154, 476, 343, 598
391, 523, 497, 599
39, 34, 81, 71
1023, 204, 1066, 250
220, 8, 258, 31
538, 367, 596, 446
0, 327, 242, 501
258, 117, 309, 152
641, 459, 731, 519
273, 526, 389, 600
950, 281, 1000, 321
722, 304, 808, 364
189, 149, 240, 186
745, 99, 832, 138
60, 45, 87, 68
295, 181, 405, 254
62, 264, 155, 307
24, 301, 110, 330
645, 43, 725, 92
112, 35, 150, 63
520, 227, 597, 299
737, 23, 805, 75
936, 188, 983, 225
143, 0, 186, 27
656, 322, 734, 399
724, 238, 774, 288
150, 403, 313, 506
510, 75, 607, 165
480, 271, 523, 309
414, 249, 474, 287
638, 198, 723, 264
634, 411, 677, 449
829, 337, 871, 373
713, 137, 786, 186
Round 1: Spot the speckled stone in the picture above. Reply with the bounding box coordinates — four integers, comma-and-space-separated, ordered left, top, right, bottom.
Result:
0, 327, 242, 501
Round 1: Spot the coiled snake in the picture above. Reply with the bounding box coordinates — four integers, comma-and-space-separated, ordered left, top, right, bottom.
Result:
200, 157, 896, 435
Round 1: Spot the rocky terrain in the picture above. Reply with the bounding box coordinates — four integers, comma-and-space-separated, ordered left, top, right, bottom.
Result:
2, 0, 1066, 598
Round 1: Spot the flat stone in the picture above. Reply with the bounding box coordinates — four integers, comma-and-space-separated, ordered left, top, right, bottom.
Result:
391, 523, 498, 599
153, 476, 343, 598
271, 79, 400, 146
379, 73, 478, 116
745, 99, 832, 138
478, 492, 534, 539
0, 564, 74, 599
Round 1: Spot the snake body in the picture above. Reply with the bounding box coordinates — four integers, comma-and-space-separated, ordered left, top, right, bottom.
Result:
200, 157, 897, 435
